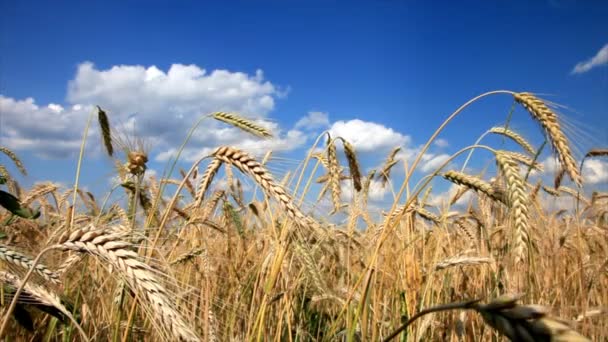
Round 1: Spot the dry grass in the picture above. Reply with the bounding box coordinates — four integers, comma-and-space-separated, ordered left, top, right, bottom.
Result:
0, 91, 605, 341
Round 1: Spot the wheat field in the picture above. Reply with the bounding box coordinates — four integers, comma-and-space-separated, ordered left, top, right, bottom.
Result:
0, 91, 606, 341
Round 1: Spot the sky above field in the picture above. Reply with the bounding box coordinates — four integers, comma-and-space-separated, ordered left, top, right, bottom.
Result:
1, 0, 607, 210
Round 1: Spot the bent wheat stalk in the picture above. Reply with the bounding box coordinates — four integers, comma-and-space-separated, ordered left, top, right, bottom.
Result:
212, 146, 323, 235
383, 294, 590, 342
0, 271, 88, 340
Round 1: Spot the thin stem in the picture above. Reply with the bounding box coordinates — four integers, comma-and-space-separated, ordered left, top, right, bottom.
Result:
69, 106, 96, 231
382, 299, 481, 342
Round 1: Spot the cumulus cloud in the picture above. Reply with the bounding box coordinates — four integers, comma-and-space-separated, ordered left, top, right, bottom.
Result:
540, 156, 607, 185
1, 62, 311, 160
0, 96, 91, 158
341, 178, 389, 202
581, 159, 608, 184
428, 184, 474, 207
434, 138, 449, 148
419, 153, 451, 172
328, 119, 410, 152
295, 111, 330, 130
571, 43, 608, 74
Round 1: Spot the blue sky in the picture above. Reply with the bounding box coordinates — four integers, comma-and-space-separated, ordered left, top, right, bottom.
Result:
1, 0, 607, 209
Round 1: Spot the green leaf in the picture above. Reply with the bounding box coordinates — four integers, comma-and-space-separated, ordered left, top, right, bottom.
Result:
0, 190, 40, 219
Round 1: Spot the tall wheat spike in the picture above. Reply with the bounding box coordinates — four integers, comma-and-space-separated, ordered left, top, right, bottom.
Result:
212, 112, 272, 138
55, 226, 200, 341
327, 138, 342, 213
0, 146, 27, 176
514, 92, 581, 186
342, 140, 362, 192
0, 245, 60, 284
443, 170, 507, 205
489, 126, 536, 156
377, 147, 401, 186
97, 105, 114, 157
194, 158, 223, 207
211, 146, 323, 235
496, 152, 530, 264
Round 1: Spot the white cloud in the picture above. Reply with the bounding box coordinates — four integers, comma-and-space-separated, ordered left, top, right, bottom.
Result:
434, 138, 449, 148
295, 111, 330, 130
571, 43, 608, 74
420, 153, 451, 173
582, 159, 608, 184
1, 62, 308, 160
540, 156, 607, 185
428, 184, 474, 207
0, 96, 91, 158
341, 178, 389, 202
328, 119, 410, 152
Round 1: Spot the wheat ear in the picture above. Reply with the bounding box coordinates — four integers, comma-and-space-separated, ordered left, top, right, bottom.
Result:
377, 146, 401, 186
0, 245, 60, 284
56, 226, 200, 341
194, 158, 223, 207
212, 112, 272, 138
443, 170, 507, 205
0, 146, 27, 175
97, 105, 113, 156
489, 126, 536, 156
475, 294, 590, 342
0, 271, 88, 340
326, 137, 342, 213
342, 140, 362, 192
496, 152, 529, 264
514, 92, 581, 186
211, 146, 322, 234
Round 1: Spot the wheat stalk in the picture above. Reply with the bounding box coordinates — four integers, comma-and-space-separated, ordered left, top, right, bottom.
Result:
514, 92, 581, 186
211, 146, 323, 235
383, 294, 591, 342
